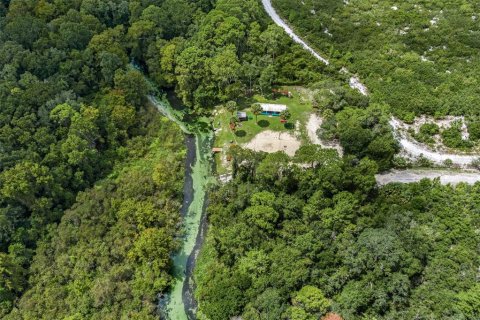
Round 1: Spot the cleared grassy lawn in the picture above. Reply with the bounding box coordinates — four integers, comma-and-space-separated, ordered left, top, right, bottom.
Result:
213, 87, 313, 147
212, 87, 314, 175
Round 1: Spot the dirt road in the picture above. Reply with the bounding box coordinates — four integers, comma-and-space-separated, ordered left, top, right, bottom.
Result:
376, 169, 480, 185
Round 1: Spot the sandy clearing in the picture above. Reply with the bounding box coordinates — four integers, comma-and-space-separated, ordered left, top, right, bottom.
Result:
306, 114, 344, 156
349, 76, 368, 96
243, 130, 301, 156
306, 114, 323, 145
376, 170, 480, 185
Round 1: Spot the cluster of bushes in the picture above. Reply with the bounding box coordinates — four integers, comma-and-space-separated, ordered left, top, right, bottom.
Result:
410, 121, 478, 150
441, 121, 473, 149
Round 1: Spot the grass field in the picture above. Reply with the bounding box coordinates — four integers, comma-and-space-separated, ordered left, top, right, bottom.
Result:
213, 87, 313, 147
212, 87, 314, 174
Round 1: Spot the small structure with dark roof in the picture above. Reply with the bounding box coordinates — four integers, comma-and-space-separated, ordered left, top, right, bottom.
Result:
237, 111, 248, 121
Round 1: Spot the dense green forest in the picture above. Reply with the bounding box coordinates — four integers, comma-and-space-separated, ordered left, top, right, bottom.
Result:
145, 0, 332, 111
0, 0, 351, 317
0, 0, 193, 316
3, 0, 480, 319
273, 0, 480, 119
196, 146, 480, 320
5, 109, 186, 320
319, 103, 398, 171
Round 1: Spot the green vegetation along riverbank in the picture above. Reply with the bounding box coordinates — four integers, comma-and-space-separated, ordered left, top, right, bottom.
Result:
150, 96, 215, 320
3, 105, 186, 320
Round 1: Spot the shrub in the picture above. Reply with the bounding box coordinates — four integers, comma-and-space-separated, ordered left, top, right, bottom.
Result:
420, 123, 440, 136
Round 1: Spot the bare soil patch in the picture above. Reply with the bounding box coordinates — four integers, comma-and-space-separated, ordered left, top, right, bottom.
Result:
243, 130, 301, 156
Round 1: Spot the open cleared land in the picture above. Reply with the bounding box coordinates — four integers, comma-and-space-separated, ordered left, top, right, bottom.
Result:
243, 130, 301, 156
213, 88, 312, 147
377, 169, 480, 185
213, 87, 317, 172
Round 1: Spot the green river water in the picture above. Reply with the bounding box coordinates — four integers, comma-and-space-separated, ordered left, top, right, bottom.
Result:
149, 95, 215, 320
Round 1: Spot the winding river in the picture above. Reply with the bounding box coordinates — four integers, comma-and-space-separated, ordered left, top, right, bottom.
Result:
144, 4, 480, 319
149, 95, 214, 320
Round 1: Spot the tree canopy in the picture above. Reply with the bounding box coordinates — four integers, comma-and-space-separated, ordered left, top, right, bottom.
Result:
195, 147, 480, 320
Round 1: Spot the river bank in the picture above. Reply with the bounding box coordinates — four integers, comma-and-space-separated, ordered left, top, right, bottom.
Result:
149, 96, 215, 320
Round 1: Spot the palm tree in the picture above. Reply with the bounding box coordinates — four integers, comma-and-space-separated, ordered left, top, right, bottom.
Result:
280, 110, 291, 122
226, 100, 237, 115
251, 103, 263, 124
229, 116, 239, 132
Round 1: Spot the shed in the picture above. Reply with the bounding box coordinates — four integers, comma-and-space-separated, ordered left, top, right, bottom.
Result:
212, 147, 223, 153
322, 313, 343, 320
272, 88, 292, 98
237, 111, 248, 121
260, 103, 287, 116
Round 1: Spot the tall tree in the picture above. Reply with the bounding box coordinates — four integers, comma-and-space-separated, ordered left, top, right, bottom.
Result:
251, 103, 263, 123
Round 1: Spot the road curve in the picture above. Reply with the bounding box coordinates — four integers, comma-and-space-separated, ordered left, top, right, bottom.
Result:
390, 118, 478, 166
262, 0, 330, 65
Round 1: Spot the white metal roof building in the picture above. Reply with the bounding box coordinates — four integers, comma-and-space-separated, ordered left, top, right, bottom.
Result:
260, 103, 287, 113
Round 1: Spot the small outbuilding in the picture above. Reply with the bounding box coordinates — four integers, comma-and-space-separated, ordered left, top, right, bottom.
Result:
272, 88, 293, 98
322, 313, 343, 320
237, 111, 248, 121
260, 103, 287, 116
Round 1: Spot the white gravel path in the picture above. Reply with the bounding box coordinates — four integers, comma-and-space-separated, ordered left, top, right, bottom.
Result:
261, 0, 329, 65
377, 170, 480, 185
349, 76, 368, 96
390, 118, 478, 166
306, 114, 344, 156
262, 0, 370, 97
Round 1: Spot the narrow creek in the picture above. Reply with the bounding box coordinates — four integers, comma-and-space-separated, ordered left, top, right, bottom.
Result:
149, 95, 214, 320
141, 3, 480, 318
